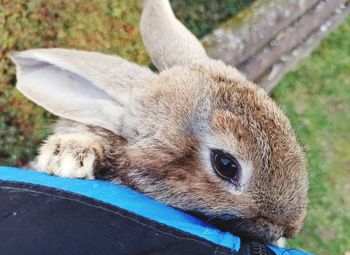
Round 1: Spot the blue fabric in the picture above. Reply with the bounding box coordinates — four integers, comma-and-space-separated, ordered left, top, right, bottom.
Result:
0, 166, 310, 254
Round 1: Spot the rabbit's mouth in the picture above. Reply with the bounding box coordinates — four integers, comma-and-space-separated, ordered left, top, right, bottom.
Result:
186, 211, 290, 243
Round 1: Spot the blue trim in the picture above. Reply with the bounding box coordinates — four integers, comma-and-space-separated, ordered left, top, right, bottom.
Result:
0, 167, 240, 252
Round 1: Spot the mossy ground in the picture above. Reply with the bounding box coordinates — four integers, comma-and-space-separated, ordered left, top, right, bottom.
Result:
1, 1, 349, 254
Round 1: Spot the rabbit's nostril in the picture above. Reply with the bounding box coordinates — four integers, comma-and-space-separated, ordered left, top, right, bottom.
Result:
211, 216, 286, 243
231, 219, 283, 243
185, 211, 284, 243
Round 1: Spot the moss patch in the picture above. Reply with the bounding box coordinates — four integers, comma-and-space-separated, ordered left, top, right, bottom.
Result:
170, 0, 255, 38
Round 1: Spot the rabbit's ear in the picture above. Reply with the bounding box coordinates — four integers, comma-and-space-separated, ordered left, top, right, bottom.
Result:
11, 48, 154, 135
140, 0, 208, 70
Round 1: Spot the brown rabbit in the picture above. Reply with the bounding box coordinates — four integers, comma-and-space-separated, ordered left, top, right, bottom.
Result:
10, 0, 308, 243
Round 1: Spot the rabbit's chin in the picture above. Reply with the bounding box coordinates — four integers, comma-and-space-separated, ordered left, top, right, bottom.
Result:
186, 211, 296, 243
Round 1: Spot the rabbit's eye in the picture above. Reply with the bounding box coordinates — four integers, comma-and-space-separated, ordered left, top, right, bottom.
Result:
210, 149, 241, 186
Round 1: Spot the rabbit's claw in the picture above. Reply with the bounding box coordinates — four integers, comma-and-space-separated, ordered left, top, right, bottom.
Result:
33, 133, 105, 179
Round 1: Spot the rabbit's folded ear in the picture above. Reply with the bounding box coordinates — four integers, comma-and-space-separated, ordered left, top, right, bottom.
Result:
141, 0, 208, 70
11, 48, 154, 135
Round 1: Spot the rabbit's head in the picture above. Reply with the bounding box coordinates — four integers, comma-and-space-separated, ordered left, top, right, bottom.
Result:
11, 0, 308, 243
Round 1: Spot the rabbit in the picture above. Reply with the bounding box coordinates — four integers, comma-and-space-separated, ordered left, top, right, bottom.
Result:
10, 0, 308, 243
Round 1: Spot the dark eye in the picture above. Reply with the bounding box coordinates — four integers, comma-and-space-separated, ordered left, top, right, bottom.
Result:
210, 149, 241, 185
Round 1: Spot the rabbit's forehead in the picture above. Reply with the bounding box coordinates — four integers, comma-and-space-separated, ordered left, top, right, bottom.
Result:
208, 86, 289, 149
207, 84, 306, 178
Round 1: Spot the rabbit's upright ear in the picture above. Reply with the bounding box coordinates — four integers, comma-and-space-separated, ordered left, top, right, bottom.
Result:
140, 0, 209, 70
11, 48, 154, 135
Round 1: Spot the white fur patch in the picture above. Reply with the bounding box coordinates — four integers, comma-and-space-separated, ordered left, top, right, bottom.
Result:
34, 133, 104, 179
276, 237, 286, 247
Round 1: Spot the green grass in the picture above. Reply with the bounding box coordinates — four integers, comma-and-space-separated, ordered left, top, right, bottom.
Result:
273, 16, 350, 255
1, 1, 349, 254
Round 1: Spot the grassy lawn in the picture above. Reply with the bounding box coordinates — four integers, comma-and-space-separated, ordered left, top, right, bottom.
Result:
1, 1, 349, 254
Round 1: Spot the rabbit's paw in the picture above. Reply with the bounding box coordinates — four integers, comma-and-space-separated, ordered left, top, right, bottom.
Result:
34, 133, 105, 179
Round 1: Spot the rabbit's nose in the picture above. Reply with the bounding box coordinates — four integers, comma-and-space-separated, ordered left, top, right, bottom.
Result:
185, 210, 289, 243
230, 217, 284, 243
